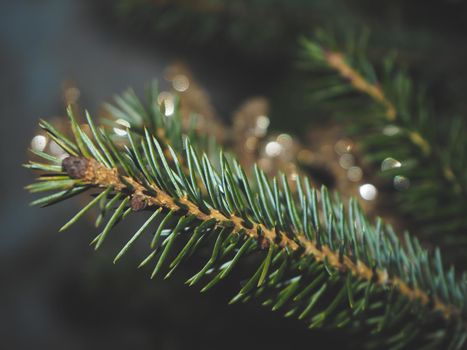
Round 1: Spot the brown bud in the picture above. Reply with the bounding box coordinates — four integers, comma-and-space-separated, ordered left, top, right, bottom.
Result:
62, 156, 88, 179
131, 195, 147, 212
258, 235, 270, 250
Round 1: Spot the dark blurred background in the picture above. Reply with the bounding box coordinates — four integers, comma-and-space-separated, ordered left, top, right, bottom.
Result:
1, 0, 467, 349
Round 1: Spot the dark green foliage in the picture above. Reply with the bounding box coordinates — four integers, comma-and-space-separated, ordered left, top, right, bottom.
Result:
25, 87, 466, 349
107, 0, 327, 60
300, 30, 467, 263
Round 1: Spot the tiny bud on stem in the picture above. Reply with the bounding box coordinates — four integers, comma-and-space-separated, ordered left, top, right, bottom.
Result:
62, 156, 88, 179
131, 195, 147, 211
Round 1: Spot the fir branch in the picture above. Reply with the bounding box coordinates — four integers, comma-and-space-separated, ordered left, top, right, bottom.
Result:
301, 31, 467, 261
26, 102, 467, 349
61, 155, 460, 319
323, 50, 397, 123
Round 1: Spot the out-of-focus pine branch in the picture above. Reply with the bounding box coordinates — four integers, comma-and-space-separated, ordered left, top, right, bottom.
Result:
300, 30, 467, 263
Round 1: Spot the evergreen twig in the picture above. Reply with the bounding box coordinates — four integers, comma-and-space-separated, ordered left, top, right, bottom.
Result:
25, 90, 467, 349
301, 31, 467, 261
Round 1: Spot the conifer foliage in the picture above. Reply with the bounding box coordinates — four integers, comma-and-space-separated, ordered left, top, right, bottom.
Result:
25, 85, 466, 349
300, 31, 467, 262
